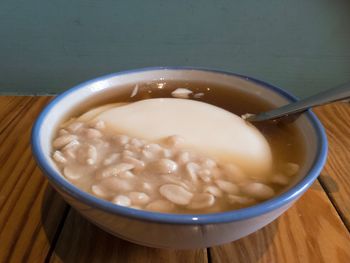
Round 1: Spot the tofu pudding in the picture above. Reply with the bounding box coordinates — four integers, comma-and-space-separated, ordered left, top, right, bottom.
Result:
51, 81, 303, 214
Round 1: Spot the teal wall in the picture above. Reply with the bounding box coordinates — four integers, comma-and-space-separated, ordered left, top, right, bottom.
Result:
1, 0, 349, 96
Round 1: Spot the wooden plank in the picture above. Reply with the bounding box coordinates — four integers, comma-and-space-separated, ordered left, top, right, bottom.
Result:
49, 209, 208, 263
0, 96, 32, 133
210, 182, 350, 263
314, 103, 350, 229
1, 96, 349, 263
0, 97, 69, 263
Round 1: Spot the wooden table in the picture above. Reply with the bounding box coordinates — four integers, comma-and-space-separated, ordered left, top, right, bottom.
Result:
1, 96, 350, 263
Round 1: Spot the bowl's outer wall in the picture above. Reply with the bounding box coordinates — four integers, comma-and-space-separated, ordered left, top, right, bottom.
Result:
56, 185, 295, 249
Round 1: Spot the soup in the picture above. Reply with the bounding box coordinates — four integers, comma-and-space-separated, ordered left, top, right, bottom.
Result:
51, 81, 304, 214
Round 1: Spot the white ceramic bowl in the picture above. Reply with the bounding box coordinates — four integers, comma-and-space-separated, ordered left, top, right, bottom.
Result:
31, 67, 327, 249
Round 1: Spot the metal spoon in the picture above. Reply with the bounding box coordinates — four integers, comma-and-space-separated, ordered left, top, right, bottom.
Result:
243, 82, 350, 122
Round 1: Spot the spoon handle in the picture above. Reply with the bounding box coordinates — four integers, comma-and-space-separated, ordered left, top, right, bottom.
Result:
247, 82, 350, 122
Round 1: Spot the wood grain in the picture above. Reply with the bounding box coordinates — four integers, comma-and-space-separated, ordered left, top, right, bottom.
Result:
0, 96, 32, 134
210, 182, 350, 263
49, 209, 208, 263
314, 103, 350, 229
0, 96, 69, 263
1, 97, 350, 263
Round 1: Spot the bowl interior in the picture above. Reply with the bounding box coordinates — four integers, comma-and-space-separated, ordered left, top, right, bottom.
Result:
32, 68, 327, 223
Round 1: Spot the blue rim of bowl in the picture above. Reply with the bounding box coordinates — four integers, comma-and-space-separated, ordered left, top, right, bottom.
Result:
31, 66, 328, 225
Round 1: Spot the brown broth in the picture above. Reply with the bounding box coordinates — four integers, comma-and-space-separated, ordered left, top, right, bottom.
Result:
68, 80, 305, 166
56, 80, 305, 212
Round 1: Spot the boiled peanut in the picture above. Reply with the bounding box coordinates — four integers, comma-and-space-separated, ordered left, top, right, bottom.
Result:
67, 121, 84, 133
227, 195, 255, 205
159, 184, 193, 205
284, 162, 300, 176
53, 134, 78, 149
188, 193, 215, 209
186, 162, 200, 183
98, 163, 134, 179
53, 151, 66, 163
215, 180, 240, 194
112, 195, 131, 207
203, 185, 223, 197
146, 200, 175, 213
241, 183, 275, 200
129, 192, 150, 205
63, 166, 81, 180
271, 173, 290, 185
151, 159, 177, 174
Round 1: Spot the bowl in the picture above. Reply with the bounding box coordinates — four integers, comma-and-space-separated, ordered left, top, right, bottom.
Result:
31, 67, 327, 249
